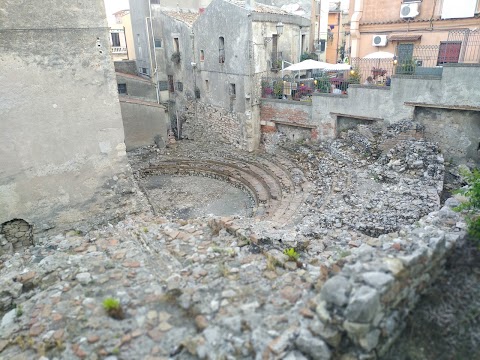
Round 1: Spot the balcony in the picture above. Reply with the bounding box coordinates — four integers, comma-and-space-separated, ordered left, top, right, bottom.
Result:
111, 47, 127, 54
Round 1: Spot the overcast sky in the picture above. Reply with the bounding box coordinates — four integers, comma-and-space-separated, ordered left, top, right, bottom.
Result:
104, 0, 130, 24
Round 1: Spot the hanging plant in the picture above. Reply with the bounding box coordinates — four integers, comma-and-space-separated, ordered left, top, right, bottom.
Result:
171, 52, 181, 64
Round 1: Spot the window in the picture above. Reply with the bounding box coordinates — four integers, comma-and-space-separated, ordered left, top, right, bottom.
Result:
437, 41, 461, 64
219, 36, 225, 63
229, 83, 236, 98
111, 32, 120, 47
117, 83, 127, 94
176, 82, 183, 92
158, 81, 169, 91
140, 67, 148, 75
200, 50, 205, 61
154, 39, 162, 48
168, 75, 174, 92
205, 80, 209, 91
150, 0, 160, 4
173, 38, 179, 53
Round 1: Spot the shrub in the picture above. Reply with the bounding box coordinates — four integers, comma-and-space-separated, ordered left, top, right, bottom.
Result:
102, 298, 124, 320
454, 167, 480, 246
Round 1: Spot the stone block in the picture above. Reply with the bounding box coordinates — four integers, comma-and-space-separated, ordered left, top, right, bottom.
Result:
345, 286, 380, 323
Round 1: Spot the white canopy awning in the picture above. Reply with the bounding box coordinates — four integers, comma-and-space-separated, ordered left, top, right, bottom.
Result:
363, 51, 395, 59
283, 59, 332, 71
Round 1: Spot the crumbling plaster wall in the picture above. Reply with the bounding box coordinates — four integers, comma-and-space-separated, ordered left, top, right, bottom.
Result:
0, 0, 138, 233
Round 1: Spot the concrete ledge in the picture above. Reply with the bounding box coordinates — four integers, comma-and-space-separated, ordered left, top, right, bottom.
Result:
391, 74, 442, 80
273, 120, 316, 129
443, 63, 480, 68
405, 102, 480, 112
331, 112, 383, 122
119, 97, 166, 109
313, 93, 349, 98
349, 84, 391, 90
116, 72, 153, 83
261, 98, 312, 106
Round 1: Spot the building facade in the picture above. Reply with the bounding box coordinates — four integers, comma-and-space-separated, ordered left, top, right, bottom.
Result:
347, 0, 480, 59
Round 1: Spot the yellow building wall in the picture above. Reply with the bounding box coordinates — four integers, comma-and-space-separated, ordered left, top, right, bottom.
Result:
122, 13, 136, 60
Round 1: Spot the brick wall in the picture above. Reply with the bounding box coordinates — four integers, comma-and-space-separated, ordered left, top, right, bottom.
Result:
260, 100, 312, 126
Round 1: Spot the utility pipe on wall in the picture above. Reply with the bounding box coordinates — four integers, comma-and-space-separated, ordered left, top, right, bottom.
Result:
350, 0, 364, 58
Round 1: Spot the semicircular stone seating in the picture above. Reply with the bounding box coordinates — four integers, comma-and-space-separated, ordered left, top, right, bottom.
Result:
139, 151, 311, 227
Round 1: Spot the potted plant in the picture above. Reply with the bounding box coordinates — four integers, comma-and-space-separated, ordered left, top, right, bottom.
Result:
273, 81, 284, 99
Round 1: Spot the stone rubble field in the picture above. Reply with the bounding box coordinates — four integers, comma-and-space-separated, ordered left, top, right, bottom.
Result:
0, 122, 469, 359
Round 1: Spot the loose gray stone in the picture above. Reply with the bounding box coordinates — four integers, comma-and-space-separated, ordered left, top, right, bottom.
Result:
76, 272, 92, 285
345, 286, 380, 323
295, 328, 331, 360
361, 272, 394, 289
319, 275, 352, 306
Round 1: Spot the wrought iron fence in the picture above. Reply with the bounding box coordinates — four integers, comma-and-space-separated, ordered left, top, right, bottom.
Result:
350, 58, 395, 84
261, 73, 357, 100
447, 29, 480, 63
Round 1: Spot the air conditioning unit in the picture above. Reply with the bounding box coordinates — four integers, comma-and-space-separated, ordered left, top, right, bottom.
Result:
400, 3, 420, 18
372, 35, 388, 47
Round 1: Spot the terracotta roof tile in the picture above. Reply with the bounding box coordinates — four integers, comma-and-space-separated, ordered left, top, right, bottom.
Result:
163, 11, 200, 26
226, 0, 291, 15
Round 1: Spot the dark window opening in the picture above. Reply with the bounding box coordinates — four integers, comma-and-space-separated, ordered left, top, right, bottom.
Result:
219, 36, 225, 63
140, 67, 148, 75
111, 32, 121, 47
154, 39, 162, 48
173, 38, 179, 53
200, 50, 205, 61
205, 80, 209, 91
229, 83, 236, 98
158, 81, 169, 91
168, 75, 174, 92
176, 82, 183, 92
117, 83, 127, 94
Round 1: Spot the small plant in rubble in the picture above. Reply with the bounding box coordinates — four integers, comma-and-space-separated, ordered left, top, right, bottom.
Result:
454, 167, 480, 246
102, 297, 124, 320
283, 247, 300, 261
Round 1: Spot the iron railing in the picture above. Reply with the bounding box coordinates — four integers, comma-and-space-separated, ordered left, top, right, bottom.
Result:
261, 74, 356, 100
447, 29, 480, 64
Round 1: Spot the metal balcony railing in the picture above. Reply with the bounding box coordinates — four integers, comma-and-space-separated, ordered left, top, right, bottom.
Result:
111, 47, 127, 54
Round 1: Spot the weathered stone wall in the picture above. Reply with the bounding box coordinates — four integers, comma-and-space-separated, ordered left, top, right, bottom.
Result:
414, 107, 480, 163
116, 73, 157, 101
305, 65, 480, 164
114, 60, 138, 75
119, 99, 168, 151
0, 0, 140, 234
0, 219, 33, 255
312, 200, 465, 358
183, 100, 245, 148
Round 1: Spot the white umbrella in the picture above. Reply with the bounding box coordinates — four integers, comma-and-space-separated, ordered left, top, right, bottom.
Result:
363, 51, 395, 59
283, 59, 331, 71
325, 63, 351, 71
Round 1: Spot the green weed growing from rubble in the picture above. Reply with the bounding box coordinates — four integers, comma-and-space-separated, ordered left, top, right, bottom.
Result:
102, 297, 124, 320
454, 167, 480, 247
283, 248, 300, 261
15, 304, 23, 317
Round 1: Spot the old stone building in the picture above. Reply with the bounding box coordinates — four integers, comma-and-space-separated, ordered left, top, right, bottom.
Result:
129, 0, 310, 151
0, 0, 140, 236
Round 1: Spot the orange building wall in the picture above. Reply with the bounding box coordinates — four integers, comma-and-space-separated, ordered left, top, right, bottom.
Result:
326, 12, 341, 63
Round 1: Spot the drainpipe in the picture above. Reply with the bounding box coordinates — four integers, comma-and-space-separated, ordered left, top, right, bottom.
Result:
147, 4, 160, 104
350, 0, 364, 58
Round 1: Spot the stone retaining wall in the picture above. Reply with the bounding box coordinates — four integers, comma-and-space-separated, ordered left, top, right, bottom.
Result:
209, 198, 466, 358
183, 100, 245, 149
0, 219, 33, 255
